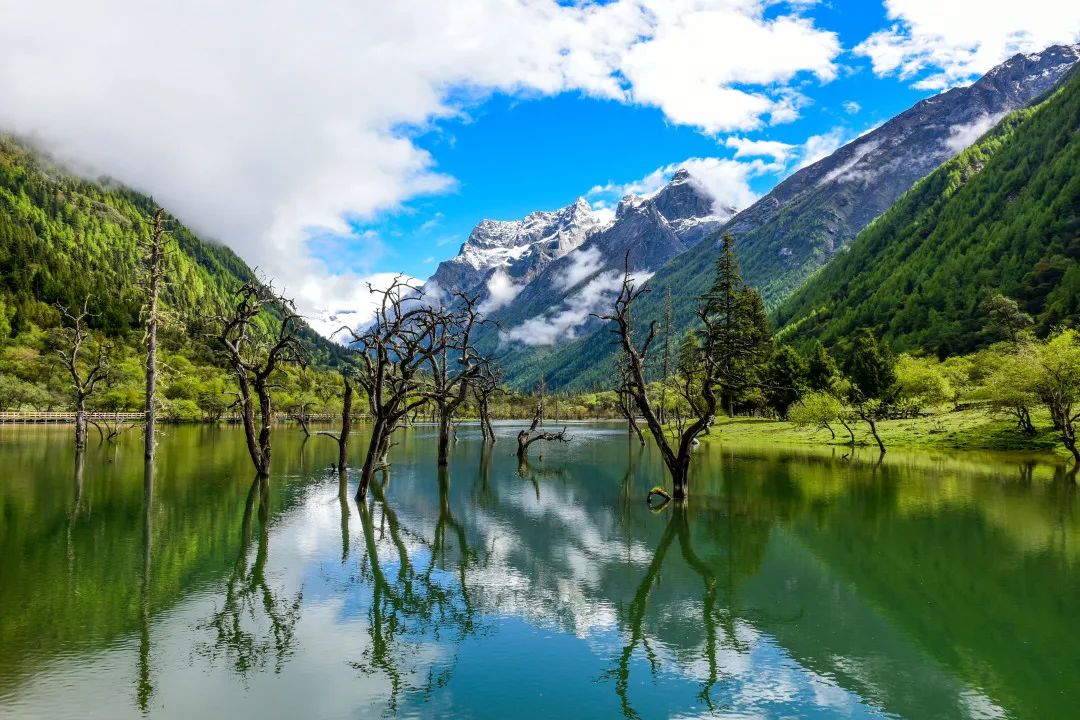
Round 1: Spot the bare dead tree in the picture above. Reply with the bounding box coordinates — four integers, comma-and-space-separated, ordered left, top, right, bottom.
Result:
593, 255, 722, 500
140, 207, 168, 460
89, 412, 139, 445
208, 279, 306, 476
420, 291, 491, 466
516, 400, 570, 460
292, 367, 327, 438
55, 298, 111, 450
615, 355, 646, 446
346, 277, 452, 500
473, 362, 503, 443
316, 370, 355, 470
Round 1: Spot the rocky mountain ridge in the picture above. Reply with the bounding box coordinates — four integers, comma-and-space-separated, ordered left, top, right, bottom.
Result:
486, 43, 1080, 389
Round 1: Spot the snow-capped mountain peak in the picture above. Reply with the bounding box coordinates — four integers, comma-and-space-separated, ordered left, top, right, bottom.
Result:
428, 196, 604, 296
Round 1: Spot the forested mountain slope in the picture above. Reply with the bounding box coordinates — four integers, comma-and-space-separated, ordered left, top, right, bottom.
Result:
496, 45, 1080, 390
0, 136, 340, 365
773, 66, 1080, 356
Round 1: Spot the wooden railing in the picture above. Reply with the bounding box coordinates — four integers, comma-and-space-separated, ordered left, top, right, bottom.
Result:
0, 411, 145, 424
0, 411, 370, 425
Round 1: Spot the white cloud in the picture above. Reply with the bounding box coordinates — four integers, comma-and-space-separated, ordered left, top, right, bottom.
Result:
855, 0, 1080, 89
820, 138, 881, 184
943, 112, 1007, 154
588, 168, 672, 200
588, 156, 770, 217
419, 212, 444, 232
555, 247, 606, 290
304, 272, 419, 341
0, 0, 841, 328
478, 269, 525, 313
724, 136, 797, 162
620, 6, 840, 133
588, 200, 616, 226
424, 255, 435, 263
506, 269, 653, 346
795, 127, 848, 170
843, 101, 862, 114
680, 157, 770, 212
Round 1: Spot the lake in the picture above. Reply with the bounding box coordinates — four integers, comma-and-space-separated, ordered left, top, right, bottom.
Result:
0, 422, 1077, 719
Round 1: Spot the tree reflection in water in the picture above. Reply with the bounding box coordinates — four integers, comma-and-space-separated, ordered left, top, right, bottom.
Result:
606, 495, 779, 720
199, 476, 303, 678
137, 459, 155, 712
351, 469, 488, 712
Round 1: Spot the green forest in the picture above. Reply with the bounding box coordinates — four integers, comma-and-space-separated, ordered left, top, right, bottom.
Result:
0, 135, 347, 420
773, 66, 1080, 356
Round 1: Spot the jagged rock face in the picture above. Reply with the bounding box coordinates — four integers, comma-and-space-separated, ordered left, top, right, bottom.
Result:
427, 196, 603, 296
651, 169, 714, 221
724, 43, 1080, 303
427, 165, 733, 351
468, 169, 731, 351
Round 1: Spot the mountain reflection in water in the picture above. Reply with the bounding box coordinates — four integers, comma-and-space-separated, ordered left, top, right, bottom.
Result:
0, 423, 1077, 719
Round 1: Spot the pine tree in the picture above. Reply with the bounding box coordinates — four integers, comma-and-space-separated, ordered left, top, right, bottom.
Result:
661, 285, 672, 424
700, 234, 773, 416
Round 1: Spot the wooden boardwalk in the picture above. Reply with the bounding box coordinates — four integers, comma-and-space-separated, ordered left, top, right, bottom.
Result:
0, 411, 367, 425
0, 411, 145, 424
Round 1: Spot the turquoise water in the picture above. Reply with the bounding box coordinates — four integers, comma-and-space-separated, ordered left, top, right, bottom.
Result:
1, 422, 1078, 718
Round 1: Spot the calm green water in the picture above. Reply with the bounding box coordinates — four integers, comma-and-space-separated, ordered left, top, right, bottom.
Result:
1, 423, 1078, 719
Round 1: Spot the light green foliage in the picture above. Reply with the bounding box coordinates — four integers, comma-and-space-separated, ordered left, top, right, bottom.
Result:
1023, 329, 1080, 460
789, 390, 842, 437
0, 134, 351, 418
895, 354, 952, 415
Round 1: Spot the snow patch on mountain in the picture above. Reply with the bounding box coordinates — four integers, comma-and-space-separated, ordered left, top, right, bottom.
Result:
428, 196, 603, 298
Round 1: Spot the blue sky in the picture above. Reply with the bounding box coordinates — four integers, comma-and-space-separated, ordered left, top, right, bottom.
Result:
7, 0, 1079, 322
330, 1, 951, 281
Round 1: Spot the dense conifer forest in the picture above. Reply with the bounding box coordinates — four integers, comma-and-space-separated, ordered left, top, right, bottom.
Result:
774, 68, 1080, 356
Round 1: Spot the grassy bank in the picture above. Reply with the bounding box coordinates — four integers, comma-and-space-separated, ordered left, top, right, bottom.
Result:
694, 408, 1067, 456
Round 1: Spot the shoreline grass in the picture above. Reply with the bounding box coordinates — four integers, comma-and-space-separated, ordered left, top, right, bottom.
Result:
691, 408, 1068, 458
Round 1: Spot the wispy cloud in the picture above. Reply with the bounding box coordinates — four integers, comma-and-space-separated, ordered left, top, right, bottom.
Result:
478, 269, 525, 313
419, 212, 444, 232
854, 0, 1080, 89
506, 269, 653, 346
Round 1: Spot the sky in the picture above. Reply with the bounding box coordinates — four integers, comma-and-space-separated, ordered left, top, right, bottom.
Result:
2, 0, 1080, 327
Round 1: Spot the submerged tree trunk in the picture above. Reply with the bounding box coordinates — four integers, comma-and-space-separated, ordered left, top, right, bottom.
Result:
628, 413, 645, 446
339, 377, 353, 469
437, 404, 451, 466
357, 417, 395, 501
75, 398, 88, 450
823, 420, 836, 440
144, 304, 158, 459
516, 402, 570, 460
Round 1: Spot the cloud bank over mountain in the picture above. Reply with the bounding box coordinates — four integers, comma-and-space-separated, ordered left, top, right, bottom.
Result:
0, 0, 841, 319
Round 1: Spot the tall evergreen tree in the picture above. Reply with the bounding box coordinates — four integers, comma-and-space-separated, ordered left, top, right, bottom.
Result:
700, 234, 773, 416
846, 329, 898, 403
805, 340, 839, 391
